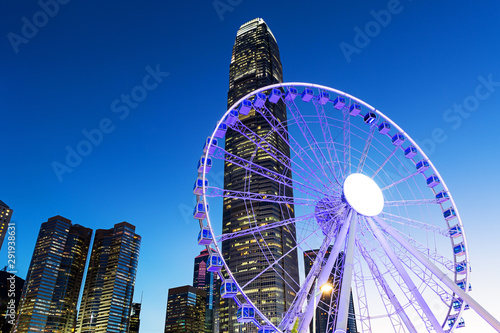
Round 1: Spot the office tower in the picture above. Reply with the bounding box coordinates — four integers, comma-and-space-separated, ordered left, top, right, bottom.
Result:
303, 249, 358, 333
0, 269, 24, 333
129, 302, 141, 333
164, 285, 206, 333
14, 216, 92, 333
193, 249, 218, 333
221, 18, 300, 332
76, 222, 141, 333
0, 200, 13, 251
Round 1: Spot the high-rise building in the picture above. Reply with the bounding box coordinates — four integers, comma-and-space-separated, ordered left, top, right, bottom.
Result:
221, 18, 300, 332
193, 249, 218, 333
303, 249, 358, 333
129, 302, 141, 333
0, 200, 13, 251
14, 216, 92, 333
164, 285, 206, 333
0, 269, 24, 333
76, 222, 141, 333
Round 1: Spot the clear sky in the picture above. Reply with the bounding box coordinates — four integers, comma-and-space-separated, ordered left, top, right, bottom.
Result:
1, 1, 499, 332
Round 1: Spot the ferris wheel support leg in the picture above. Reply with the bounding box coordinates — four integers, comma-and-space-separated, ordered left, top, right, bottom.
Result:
373, 216, 500, 332
297, 210, 353, 333
366, 217, 446, 333
334, 211, 359, 333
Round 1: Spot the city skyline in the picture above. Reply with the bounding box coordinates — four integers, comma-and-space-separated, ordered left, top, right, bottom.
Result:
2, 1, 500, 332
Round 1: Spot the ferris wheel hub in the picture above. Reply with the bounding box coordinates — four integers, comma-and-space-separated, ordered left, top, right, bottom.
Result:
343, 173, 384, 216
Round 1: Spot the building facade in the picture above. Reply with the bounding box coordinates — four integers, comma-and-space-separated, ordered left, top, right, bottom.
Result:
0, 269, 24, 333
76, 222, 141, 333
129, 302, 141, 333
14, 216, 92, 333
303, 249, 358, 333
193, 249, 217, 333
164, 285, 206, 333
221, 18, 300, 332
0, 200, 13, 251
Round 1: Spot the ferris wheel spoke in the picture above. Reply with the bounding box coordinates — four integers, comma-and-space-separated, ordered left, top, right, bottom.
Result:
229, 119, 330, 193
366, 217, 446, 333
204, 186, 315, 206
356, 238, 418, 333
379, 212, 449, 237
312, 98, 344, 182
342, 106, 351, 176
384, 198, 440, 207
381, 171, 420, 192
373, 215, 500, 332
255, 104, 337, 189
352, 246, 373, 333
212, 146, 322, 198
371, 146, 399, 179
285, 99, 340, 187
357, 124, 377, 174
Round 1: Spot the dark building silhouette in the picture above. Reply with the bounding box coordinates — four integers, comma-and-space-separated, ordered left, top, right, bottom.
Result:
129, 302, 141, 333
14, 216, 92, 333
164, 285, 206, 333
0, 269, 24, 333
221, 17, 300, 332
193, 249, 217, 333
76, 222, 141, 333
0, 200, 13, 251
303, 249, 358, 333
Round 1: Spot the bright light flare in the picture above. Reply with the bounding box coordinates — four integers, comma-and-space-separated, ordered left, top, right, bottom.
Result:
320, 283, 333, 293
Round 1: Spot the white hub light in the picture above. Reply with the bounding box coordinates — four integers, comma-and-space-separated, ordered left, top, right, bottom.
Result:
343, 173, 384, 216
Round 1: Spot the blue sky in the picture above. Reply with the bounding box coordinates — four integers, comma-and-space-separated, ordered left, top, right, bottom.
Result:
1, 1, 499, 332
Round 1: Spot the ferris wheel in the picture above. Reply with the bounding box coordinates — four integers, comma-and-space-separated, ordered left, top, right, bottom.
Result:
193, 83, 500, 333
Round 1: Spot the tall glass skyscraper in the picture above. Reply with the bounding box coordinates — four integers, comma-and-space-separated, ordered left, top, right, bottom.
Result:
0, 200, 13, 251
193, 249, 217, 333
14, 216, 92, 333
164, 285, 207, 333
221, 18, 300, 332
76, 222, 141, 333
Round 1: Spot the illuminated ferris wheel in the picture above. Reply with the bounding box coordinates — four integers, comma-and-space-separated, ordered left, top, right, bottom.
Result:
193, 83, 500, 333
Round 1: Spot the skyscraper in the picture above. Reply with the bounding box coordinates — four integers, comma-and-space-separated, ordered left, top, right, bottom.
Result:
76, 222, 141, 333
221, 18, 300, 332
193, 249, 217, 333
303, 249, 358, 333
164, 285, 206, 333
0, 269, 24, 333
0, 200, 13, 251
129, 302, 141, 333
14, 216, 92, 333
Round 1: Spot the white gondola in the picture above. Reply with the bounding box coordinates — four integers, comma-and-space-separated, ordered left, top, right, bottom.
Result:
193, 177, 208, 195
220, 279, 238, 298
214, 122, 228, 138
416, 160, 430, 173
378, 122, 390, 134
237, 304, 255, 323
426, 175, 440, 188
203, 137, 218, 155
448, 316, 465, 328
258, 326, 275, 333
392, 133, 405, 146
449, 225, 462, 238
452, 299, 470, 311
207, 253, 223, 272
301, 88, 314, 102
285, 87, 298, 101
238, 99, 252, 115
333, 96, 346, 110
444, 207, 457, 220
193, 201, 209, 220
225, 109, 239, 126
269, 88, 282, 103
457, 279, 472, 291
197, 156, 212, 173
197, 226, 213, 245
455, 261, 467, 274
404, 146, 417, 159
364, 112, 376, 124
435, 191, 449, 203
454, 243, 466, 256
349, 103, 361, 116
253, 92, 267, 108
317, 91, 330, 105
